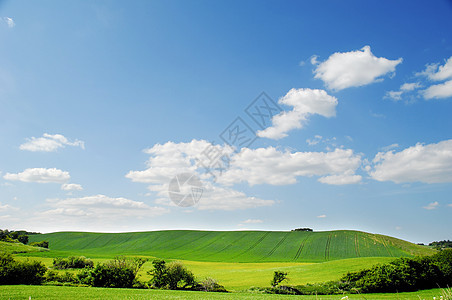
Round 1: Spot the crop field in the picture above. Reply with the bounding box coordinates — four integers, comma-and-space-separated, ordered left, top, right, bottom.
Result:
3, 230, 438, 297
26, 230, 434, 263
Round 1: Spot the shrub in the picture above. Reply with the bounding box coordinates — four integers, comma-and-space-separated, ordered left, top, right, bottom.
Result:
30, 241, 49, 248
78, 256, 147, 288
148, 259, 196, 290
196, 277, 228, 292
0, 253, 47, 285
53, 256, 94, 269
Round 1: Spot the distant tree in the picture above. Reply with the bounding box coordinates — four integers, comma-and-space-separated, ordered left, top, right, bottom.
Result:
18, 235, 29, 245
271, 271, 288, 287
291, 228, 313, 232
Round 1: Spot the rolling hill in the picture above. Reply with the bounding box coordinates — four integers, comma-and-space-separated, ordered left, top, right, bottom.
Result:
27, 230, 435, 262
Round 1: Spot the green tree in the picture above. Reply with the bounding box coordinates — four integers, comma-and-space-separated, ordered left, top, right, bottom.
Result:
271, 270, 288, 287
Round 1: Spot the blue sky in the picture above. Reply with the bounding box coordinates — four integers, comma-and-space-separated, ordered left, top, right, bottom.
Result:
1, 0, 451, 243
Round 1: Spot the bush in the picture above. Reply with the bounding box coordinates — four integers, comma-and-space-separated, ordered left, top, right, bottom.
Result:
196, 277, 228, 292
53, 256, 94, 269
30, 241, 49, 248
148, 259, 196, 290
0, 253, 47, 285
78, 256, 147, 288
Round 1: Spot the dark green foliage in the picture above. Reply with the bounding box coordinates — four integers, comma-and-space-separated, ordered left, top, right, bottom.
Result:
148, 259, 196, 290
44, 270, 77, 284
77, 256, 147, 288
53, 256, 94, 269
429, 240, 452, 249
291, 228, 313, 232
30, 241, 49, 248
0, 253, 47, 285
341, 250, 452, 293
18, 235, 29, 244
271, 270, 288, 287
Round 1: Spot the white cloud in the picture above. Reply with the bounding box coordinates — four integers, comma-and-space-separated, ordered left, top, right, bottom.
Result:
423, 201, 439, 210
423, 80, 452, 100
242, 219, 263, 224
419, 56, 452, 81
0, 202, 18, 212
126, 140, 274, 211
257, 88, 337, 140
61, 183, 83, 191
314, 46, 402, 90
400, 82, 421, 91
385, 82, 422, 102
370, 139, 452, 183
307, 135, 323, 146
40, 194, 169, 219
318, 173, 362, 185
310, 55, 319, 65
317, 214, 326, 218
381, 143, 399, 152
1, 17, 15, 28
4, 168, 70, 183
218, 146, 362, 186
20, 133, 85, 152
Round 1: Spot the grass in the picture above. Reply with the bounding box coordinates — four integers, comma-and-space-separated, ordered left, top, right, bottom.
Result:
0, 285, 447, 299
26, 230, 435, 263
0, 241, 48, 254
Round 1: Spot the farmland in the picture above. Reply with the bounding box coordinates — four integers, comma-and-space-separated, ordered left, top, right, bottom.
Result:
26, 230, 434, 262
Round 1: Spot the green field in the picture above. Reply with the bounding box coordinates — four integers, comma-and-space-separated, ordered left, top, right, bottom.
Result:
0, 285, 447, 300
26, 230, 434, 262
2, 230, 438, 297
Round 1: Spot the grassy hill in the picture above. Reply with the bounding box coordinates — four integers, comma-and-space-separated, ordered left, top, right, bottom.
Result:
0, 241, 48, 254
27, 230, 435, 263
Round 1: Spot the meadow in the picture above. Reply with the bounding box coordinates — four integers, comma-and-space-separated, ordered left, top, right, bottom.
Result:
1, 230, 440, 298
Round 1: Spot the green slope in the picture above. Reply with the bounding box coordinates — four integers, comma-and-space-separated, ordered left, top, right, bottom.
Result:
27, 230, 435, 262
0, 241, 49, 254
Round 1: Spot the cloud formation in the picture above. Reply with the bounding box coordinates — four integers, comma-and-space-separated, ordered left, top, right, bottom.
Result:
370, 139, 452, 183
257, 88, 337, 140
4, 168, 70, 183
40, 194, 169, 218
61, 183, 83, 191
314, 46, 402, 90
20, 133, 85, 152
218, 146, 362, 186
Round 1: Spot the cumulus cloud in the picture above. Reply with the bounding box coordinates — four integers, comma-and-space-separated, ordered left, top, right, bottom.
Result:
318, 173, 362, 185
423, 80, 452, 100
423, 201, 439, 210
314, 46, 402, 90
257, 88, 337, 140
20, 133, 85, 152
218, 146, 362, 186
61, 183, 83, 191
370, 139, 452, 183
3, 168, 70, 183
126, 140, 274, 211
419, 56, 452, 81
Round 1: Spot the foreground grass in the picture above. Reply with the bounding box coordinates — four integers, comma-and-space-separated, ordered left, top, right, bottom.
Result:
0, 285, 446, 299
